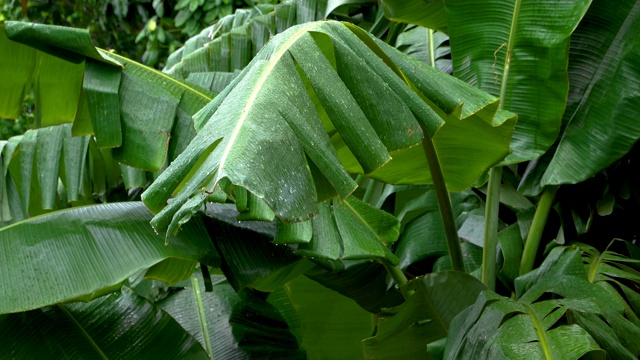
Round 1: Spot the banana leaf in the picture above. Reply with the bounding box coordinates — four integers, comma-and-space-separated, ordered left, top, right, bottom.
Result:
0, 286, 209, 359
143, 20, 516, 236
362, 272, 486, 358
159, 274, 305, 360
269, 275, 374, 360
379, 0, 592, 163
0, 202, 216, 314
541, 0, 640, 186
446, 247, 640, 359
0, 21, 214, 171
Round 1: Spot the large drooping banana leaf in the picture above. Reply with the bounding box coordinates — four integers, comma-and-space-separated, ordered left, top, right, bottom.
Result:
143, 20, 516, 236
0, 21, 213, 172
446, 247, 640, 359
362, 271, 486, 358
0, 202, 216, 314
379, 0, 592, 164
540, 0, 640, 186
159, 274, 305, 360
0, 286, 209, 359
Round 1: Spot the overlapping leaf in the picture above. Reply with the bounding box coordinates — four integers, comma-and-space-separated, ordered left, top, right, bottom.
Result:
0, 286, 209, 359
380, 0, 592, 164
160, 274, 305, 360
0, 21, 213, 171
268, 275, 373, 359
446, 247, 640, 359
143, 20, 516, 236
363, 272, 486, 358
0, 202, 216, 314
0, 124, 148, 221
541, 0, 640, 186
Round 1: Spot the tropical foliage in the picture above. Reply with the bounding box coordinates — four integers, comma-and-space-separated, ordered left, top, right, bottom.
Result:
1, 0, 640, 359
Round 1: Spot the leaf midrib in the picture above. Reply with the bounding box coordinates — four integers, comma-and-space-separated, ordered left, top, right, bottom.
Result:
216, 22, 319, 176
525, 304, 554, 359
57, 303, 109, 360
497, 0, 523, 109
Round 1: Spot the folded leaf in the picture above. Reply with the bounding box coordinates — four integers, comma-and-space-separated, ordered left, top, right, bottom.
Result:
143, 20, 515, 235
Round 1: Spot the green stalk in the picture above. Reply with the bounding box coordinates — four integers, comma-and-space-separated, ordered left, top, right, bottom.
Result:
482, 167, 502, 290
428, 29, 436, 68
192, 277, 214, 360
381, 261, 412, 299
519, 186, 558, 275
481, 0, 522, 288
421, 133, 465, 272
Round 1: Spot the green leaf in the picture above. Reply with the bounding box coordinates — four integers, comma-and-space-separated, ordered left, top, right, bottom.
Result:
160, 275, 305, 359
0, 202, 216, 314
305, 262, 404, 313
145, 258, 199, 285
0, 23, 36, 119
3, 21, 118, 64
325, 0, 376, 18
395, 190, 479, 270
1, 22, 214, 172
379, 0, 448, 33
35, 125, 64, 210
444, 291, 606, 360
203, 203, 305, 292
83, 61, 122, 148
542, 0, 640, 186
269, 275, 373, 359
143, 20, 515, 235
334, 196, 400, 262
396, 25, 452, 74
446, 0, 591, 163
362, 272, 486, 358
514, 247, 640, 359
0, 287, 209, 359
35, 52, 85, 127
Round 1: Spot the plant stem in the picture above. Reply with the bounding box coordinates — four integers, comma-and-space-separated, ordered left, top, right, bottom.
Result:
519, 185, 558, 275
482, 166, 502, 290
381, 261, 412, 299
428, 28, 436, 68
421, 134, 465, 272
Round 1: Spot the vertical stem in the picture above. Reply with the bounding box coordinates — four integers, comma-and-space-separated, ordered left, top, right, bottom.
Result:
192, 277, 214, 360
428, 28, 436, 68
520, 186, 558, 275
421, 133, 465, 272
482, 166, 502, 290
